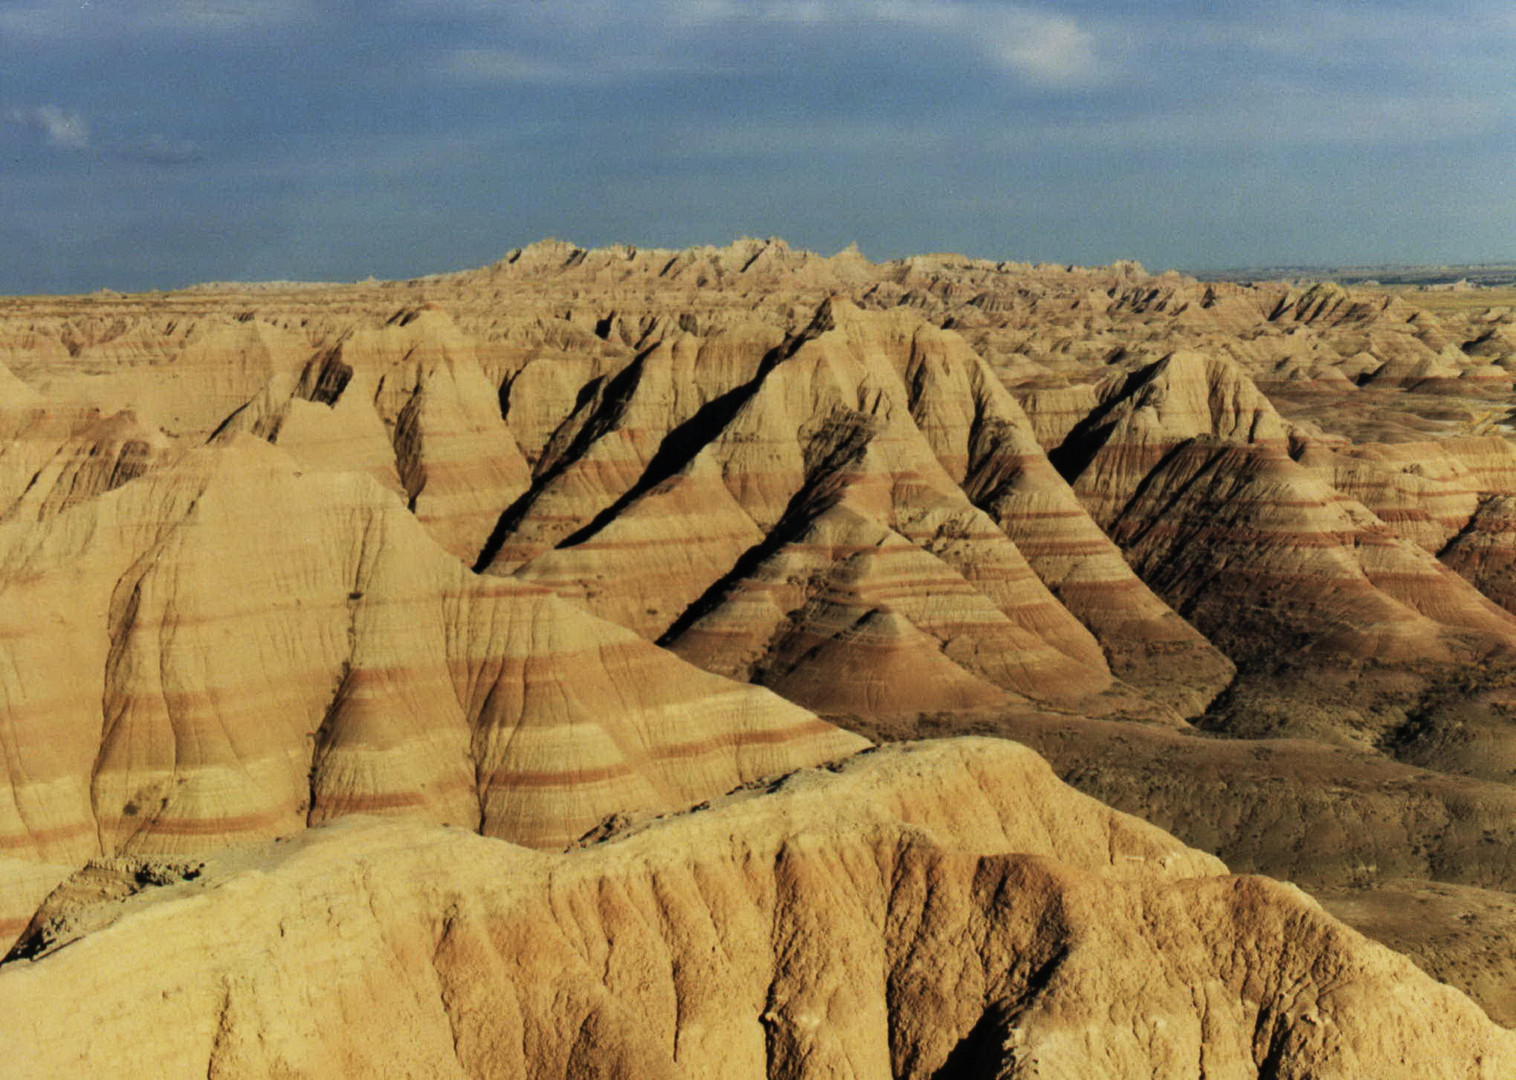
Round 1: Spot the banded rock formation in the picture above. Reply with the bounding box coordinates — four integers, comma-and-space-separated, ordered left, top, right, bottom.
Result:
2, 241, 1516, 1037
0, 434, 862, 883
1031, 346, 1516, 770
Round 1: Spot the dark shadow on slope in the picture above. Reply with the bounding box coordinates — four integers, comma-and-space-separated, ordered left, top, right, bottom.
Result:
929, 1005, 1013, 1080
554, 370, 776, 550
1045, 361, 1166, 483
657, 407, 877, 650
471, 359, 642, 572
929, 947, 1067, 1080
474, 309, 839, 574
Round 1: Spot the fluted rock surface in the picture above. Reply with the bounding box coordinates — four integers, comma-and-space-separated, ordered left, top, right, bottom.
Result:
1442, 495, 1516, 611
1028, 347, 1516, 766
3, 739, 1509, 1080
463, 299, 1228, 722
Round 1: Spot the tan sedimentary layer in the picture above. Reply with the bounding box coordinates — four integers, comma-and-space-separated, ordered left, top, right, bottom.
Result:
1443, 495, 1516, 613
490, 300, 1206, 720
1033, 350, 1516, 677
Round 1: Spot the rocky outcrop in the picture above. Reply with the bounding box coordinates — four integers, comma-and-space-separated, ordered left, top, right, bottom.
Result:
1443, 494, 1516, 613
3, 739, 1508, 1080
467, 299, 1226, 722
1029, 348, 1516, 764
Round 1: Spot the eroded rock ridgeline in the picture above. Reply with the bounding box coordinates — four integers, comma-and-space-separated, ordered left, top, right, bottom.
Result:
3, 741, 1509, 1079
2, 240, 1516, 1042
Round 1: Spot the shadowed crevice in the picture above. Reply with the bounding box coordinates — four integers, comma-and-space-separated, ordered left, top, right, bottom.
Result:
657, 405, 877, 650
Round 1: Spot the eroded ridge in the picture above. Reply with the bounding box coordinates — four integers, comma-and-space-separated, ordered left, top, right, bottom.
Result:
3, 240, 1516, 1027
2, 740, 1509, 1079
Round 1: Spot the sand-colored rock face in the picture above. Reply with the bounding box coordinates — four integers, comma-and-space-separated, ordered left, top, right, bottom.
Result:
462, 298, 1228, 722
1443, 494, 1516, 611
4, 740, 1510, 1080
4, 242, 1516, 1052
1033, 345, 1516, 771
1054, 358, 1514, 661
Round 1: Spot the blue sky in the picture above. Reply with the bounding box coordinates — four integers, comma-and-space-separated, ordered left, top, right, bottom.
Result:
1, 0, 1511, 293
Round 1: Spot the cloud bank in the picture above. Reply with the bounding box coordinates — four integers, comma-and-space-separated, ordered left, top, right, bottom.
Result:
1, 0, 1510, 292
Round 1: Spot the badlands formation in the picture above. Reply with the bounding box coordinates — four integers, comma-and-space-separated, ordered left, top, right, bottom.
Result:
0, 239, 1514, 1075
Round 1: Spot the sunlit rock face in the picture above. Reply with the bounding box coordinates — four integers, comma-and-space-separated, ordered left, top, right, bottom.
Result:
4, 741, 1512, 1080
2, 241, 1516, 1061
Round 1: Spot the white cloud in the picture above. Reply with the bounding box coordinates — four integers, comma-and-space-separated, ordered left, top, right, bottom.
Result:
990, 12, 1097, 86
121, 134, 204, 164
677, 85, 1505, 165
446, 50, 591, 85
740, 1, 1108, 86
1191, 2, 1515, 57
149, 0, 313, 32
4, 105, 89, 149
679, 118, 952, 157
0, 2, 59, 39
444, 45, 716, 85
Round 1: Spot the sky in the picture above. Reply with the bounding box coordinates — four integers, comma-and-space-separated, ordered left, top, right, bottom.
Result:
0, 0, 1512, 293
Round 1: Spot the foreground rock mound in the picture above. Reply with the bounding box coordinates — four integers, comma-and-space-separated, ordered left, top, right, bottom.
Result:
5, 743, 1509, 1080
4, 739, 1508, 1080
